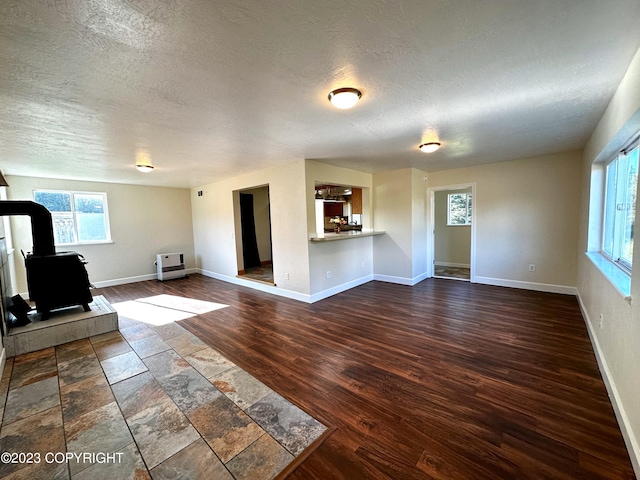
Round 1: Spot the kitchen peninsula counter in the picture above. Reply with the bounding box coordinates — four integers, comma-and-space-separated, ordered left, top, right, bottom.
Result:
309, 230, 385, 242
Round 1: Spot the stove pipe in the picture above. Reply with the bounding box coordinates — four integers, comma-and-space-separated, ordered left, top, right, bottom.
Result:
0, 201, 56, 256
0, 200, 93, 321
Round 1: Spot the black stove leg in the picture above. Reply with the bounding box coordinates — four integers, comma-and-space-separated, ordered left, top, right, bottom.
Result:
82, 303, 91, 312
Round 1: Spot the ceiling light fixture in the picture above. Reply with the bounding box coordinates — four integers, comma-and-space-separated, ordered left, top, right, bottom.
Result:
135, 164, 154, 173
419, 142, 441, 153
135, 148, 154, 173
328, 88, 362, 109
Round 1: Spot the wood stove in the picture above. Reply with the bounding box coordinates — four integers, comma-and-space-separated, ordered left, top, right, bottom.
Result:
0, 201, 93, 322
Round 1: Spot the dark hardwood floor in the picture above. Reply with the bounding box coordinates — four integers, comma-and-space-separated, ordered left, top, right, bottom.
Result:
96, 274, 636, 479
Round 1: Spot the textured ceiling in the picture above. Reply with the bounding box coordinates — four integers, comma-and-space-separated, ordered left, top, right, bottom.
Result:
1, 0, 640, 188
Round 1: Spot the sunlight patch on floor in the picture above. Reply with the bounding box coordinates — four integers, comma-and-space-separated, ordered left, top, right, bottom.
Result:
112, 300, 196, 326
135, 294, 229, 314
112, 295, 229, 326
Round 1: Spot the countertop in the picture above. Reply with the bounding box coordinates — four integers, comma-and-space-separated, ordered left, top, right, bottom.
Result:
309, 230, 385, 242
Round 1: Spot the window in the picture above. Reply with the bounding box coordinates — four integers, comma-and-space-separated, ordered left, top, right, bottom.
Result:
602, 138, 638, 272
33, 190, 111, 245
448, 193, 472, 225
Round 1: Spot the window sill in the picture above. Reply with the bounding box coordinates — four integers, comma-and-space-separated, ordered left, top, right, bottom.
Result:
56, 241, 114, 247
585, 252, 632, 303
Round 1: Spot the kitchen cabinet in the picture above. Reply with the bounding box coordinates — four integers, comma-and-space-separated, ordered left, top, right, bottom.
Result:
351, 188, 362, 214
323, 202, 343, 218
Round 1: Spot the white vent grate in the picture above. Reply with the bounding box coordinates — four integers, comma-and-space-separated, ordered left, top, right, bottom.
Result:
156, 253, 186, 281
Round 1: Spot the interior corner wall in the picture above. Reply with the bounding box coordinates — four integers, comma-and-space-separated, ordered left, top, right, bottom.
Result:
576, 45, 640, 475
305, 160, 374, 298
427, 151, 582, 290
192, 159, 311, 296
372, 169, 412, 280
6, 175, 195, 292
411, 169, 428, 279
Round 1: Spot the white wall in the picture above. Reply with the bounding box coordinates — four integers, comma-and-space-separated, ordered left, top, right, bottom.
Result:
7, 176, 195, 292
411, 169, 429, 279
305, 160, 374, 299
577, 45, 640, 474
435, 188, 472, 266
372, 168, 429, 284
192, 159, 311, 296
427, 152, 582, 292
372, 169, 413, 280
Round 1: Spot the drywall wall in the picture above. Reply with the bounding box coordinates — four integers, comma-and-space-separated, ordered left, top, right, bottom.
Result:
192, 159, 310, 296
6, 176, 195, 292
305, 160, 374, 298
372, 168, 429, 284
434, 188, 472, 266
577, 45, 640, 474
411, 169, 429, 279
372, 169, 414, 280
427, 151, 582, 291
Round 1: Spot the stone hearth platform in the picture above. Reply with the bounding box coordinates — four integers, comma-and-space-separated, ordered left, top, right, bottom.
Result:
4, 295, 118, 357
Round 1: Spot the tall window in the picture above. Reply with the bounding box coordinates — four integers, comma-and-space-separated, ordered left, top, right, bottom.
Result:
602, 138, 638, 272
448, 193, 472, 226
34, 190, 111, 245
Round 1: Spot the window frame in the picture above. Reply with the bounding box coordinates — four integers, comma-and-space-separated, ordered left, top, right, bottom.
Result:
33, 189, 112, 246
447, 192, 472, 226
600, 136, 638, 275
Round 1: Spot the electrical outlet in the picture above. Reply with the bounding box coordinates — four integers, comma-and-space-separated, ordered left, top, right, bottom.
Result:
361, 261, 365, 268
599, 313, 604, 329
528, 264, 535, 272
326, 271, 331, 279
284, 272, 289, 280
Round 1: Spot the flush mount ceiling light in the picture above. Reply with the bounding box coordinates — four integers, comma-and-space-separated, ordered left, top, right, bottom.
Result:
328, 88, 362, 109
135, 163, 154, 173
135, 149, 154, 172
419, 142, 441, 153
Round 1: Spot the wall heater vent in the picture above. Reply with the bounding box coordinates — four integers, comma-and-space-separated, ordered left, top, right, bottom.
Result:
156, 252, 186, 281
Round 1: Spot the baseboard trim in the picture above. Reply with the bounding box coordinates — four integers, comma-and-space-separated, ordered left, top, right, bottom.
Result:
198, 269, 312, 303
576, 293, 640, 477
474, 276, 577, 295
309, 275, 374, 303
92, 269, 198, 288
373, 272, 429, 286
198, 269, 377, 304
434, 262, 470, 268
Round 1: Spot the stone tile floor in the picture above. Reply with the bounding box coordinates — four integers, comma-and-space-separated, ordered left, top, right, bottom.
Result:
0, 311, 327, 479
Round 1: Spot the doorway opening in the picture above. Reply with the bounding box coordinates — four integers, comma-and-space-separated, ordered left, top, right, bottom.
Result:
428, 184, 476, 282
233, 185, 274, 285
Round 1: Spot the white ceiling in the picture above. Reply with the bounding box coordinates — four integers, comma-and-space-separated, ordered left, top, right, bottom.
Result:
2, 0, 640, 188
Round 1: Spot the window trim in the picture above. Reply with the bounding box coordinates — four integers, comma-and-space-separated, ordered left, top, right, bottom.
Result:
598, 135, 637, 278
33, 189, 112, 246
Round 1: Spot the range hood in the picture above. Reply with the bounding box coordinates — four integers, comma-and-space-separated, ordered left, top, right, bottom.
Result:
315, 185, 352, 202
